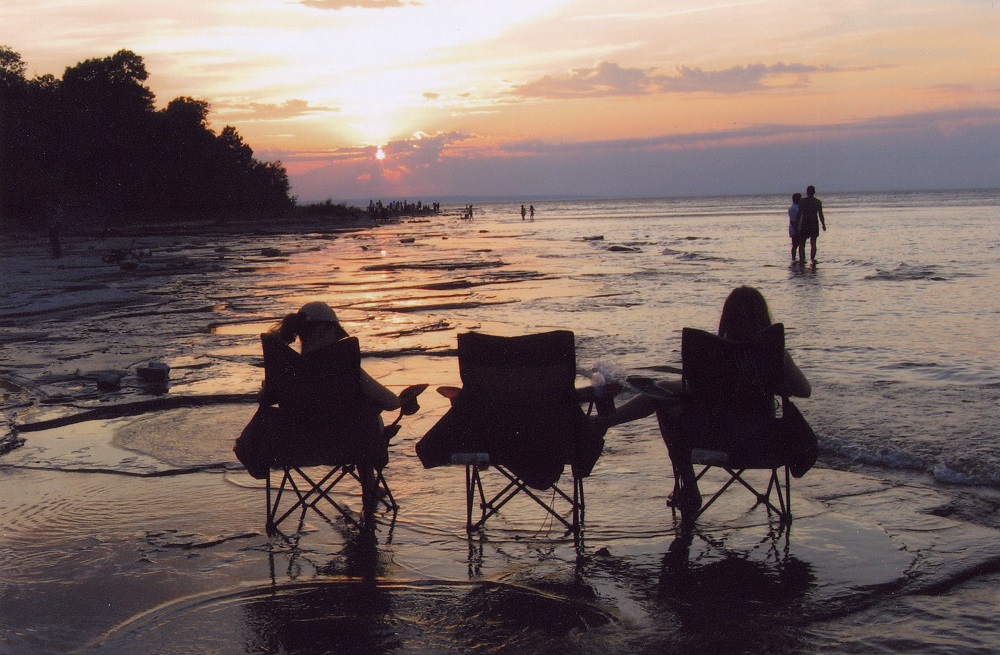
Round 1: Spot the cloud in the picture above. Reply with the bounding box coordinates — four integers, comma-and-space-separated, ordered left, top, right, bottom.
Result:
511, 62, 659, 98
511, 61, 838, 98
299, 0, 420, 9
662, 62, 831, 93
285, 107, 1000, 201
383, 131, 470, 163
218, 99, 339, 120
495, 107, 1000, 156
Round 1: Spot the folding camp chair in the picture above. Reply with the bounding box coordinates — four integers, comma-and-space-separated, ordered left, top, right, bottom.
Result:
241, 333, 399, 534
661, 324, 813, 524
415, 330, 603, 542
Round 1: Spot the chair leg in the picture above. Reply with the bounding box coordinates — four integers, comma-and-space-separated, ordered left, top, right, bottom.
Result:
359, 464, 376, 525
266, 470, 275, 534
673, 463, 795, 526
573, 474, 585, 543
468, 464, 584, 537
375, 468, 398, 510
465, 464, 475, 531
266, 464, 398, 534
785, 466, 792, 521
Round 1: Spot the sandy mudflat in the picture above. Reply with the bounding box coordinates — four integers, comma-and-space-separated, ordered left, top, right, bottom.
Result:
3, 211, 1000, 654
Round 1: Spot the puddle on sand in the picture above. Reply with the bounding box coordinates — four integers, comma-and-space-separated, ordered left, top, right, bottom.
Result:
88, 579, 620, 655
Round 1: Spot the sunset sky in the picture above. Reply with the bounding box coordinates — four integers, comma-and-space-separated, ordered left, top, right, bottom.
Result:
3, 0, 999, 202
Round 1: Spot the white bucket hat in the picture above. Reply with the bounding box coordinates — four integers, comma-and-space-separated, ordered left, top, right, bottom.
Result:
297, 301, 338, 323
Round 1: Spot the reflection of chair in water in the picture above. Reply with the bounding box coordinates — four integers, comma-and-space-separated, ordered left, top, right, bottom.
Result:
659, 539, 815, 641
415, 331, 604, 542
663, 325, 816, 524
242, 581, 394, 653
237, 333, 401, 534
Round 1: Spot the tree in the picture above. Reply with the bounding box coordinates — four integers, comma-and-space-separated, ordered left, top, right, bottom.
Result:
58, 50, 157, 213
1, 47, 294, 226
0, 46, 27, 221
0, 45, 26, 88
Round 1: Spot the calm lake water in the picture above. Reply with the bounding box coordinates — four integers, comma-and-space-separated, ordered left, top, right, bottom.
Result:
2, 188, 1000, 654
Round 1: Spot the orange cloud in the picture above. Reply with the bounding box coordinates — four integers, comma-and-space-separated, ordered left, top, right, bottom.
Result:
218, 99, 339, 120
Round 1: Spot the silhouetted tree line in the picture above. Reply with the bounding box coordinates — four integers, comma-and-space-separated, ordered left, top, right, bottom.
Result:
0, 47, 293, 228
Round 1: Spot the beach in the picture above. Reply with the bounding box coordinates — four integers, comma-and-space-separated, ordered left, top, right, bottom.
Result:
3, 190, 1000, 654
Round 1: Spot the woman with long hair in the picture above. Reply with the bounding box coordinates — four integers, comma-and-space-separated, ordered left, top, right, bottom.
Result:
595, 286, 811, 521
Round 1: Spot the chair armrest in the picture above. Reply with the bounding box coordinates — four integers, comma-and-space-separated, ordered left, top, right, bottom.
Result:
398, 383, 428, 415
437, 386, 462, 400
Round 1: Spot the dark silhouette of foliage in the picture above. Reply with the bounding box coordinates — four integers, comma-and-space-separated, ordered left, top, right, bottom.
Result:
0, 47, 293, 228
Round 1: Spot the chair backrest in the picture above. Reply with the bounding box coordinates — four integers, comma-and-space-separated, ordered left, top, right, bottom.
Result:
457, 330, 578, 406
678, 324, 786, 468
260, 333, 382, 465
261, 332, 365, 417
416, 330, 591, 489
681, 324, 785, 417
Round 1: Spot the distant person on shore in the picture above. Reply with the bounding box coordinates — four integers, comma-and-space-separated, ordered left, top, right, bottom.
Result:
592, 286, 812, 524
797, 185, 826, 263
46, 200, 63, 258
521, 204, 527, 220
529, 205, 535, 220
788, 192, 802, 263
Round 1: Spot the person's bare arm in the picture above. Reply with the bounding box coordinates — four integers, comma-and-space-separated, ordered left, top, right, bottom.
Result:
781, 350, 812, 398
360, 369, 401, 411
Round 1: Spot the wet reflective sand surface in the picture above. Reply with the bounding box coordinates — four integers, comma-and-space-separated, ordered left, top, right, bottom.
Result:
4, 194, 1000, 654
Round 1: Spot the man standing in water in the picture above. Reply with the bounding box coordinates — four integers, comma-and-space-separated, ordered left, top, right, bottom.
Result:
797, 185, 826, 264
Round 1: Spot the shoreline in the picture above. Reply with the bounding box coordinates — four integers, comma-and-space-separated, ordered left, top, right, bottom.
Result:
0, 201, 459, 242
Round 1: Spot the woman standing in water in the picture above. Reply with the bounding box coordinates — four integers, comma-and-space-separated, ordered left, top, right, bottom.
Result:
788, 192, 802, 263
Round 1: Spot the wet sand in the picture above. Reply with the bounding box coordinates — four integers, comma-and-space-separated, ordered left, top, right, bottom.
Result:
3, 212, 1000, 654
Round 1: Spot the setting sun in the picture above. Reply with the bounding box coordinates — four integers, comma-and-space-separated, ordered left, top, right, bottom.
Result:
375, 147, 386, 161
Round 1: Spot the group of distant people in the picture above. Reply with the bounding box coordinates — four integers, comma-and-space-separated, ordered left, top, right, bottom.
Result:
787, 185, 826, 264
367, 199, 440, 221
520, 204, 535, 220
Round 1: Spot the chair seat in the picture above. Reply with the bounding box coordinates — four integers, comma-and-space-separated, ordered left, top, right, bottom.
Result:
690, 449, 728, 466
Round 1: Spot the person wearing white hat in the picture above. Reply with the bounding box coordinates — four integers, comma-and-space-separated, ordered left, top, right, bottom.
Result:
272, 301, 400, 412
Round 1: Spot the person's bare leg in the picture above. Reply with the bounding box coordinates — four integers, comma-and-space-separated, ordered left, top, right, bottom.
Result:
598, 379, 683, 429
657, 404, 701, 525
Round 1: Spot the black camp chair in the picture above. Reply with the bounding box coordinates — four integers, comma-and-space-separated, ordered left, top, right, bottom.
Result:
415, 330, 603, 542
235, 333, 422, 534
660, 324, 816, 524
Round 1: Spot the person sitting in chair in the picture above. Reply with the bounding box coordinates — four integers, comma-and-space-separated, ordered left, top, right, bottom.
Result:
595, 286, 811, 521
266, 301, 401, 414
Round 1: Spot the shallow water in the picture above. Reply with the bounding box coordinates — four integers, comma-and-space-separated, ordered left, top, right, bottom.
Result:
2, 189, 1000, 653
